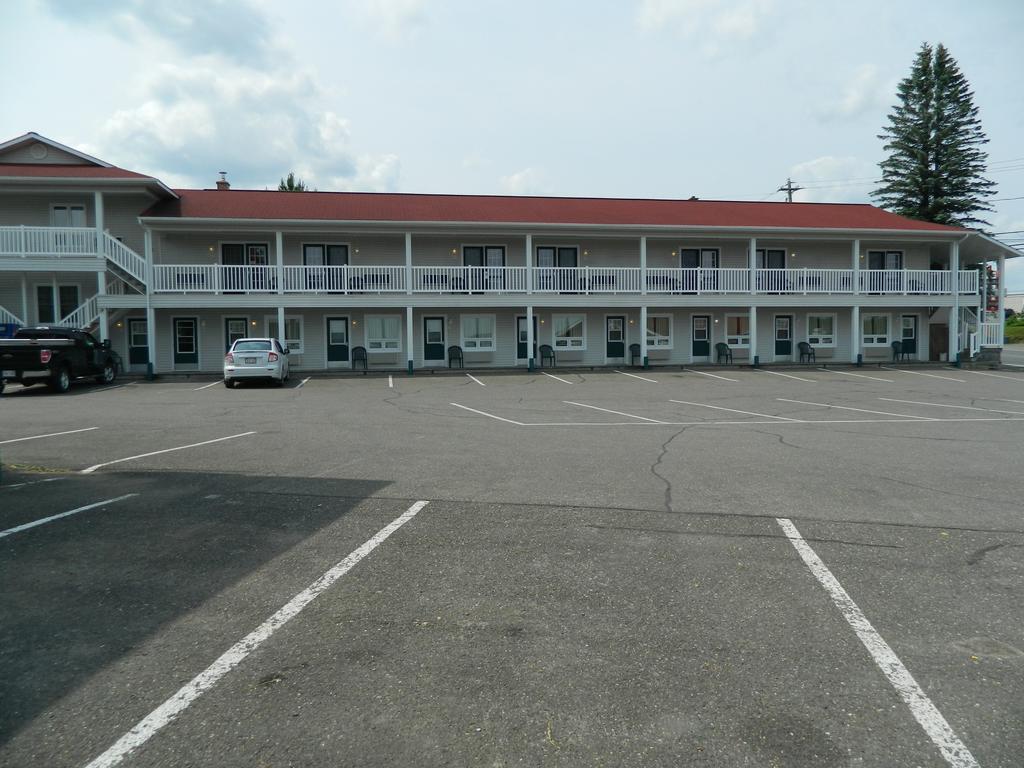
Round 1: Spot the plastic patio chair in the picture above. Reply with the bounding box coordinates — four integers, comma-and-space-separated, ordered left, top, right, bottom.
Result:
891, 340, 906, 361
715, 342, 733, 364
352, 346, 368, 371
629, 343, 641, 366
447, 345, 464, 369
539, 344, 556, 367
798, 341, 816, 363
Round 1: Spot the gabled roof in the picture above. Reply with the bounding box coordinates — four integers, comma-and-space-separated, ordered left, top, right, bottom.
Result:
0, 132, 112, 167
0, 163, 154, 180
141, 189, 966, 233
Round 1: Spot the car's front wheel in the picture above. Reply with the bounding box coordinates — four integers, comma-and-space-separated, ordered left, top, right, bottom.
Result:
50, 366, 71, 393
95, 362, 116, 385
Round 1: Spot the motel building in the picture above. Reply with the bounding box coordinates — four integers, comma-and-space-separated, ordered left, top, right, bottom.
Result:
0, 132, 1018, 376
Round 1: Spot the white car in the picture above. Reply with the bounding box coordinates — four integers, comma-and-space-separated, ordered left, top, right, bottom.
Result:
224, 338, 290, 387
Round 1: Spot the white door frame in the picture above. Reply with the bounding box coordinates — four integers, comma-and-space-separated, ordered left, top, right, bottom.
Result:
772, 313, 795, 362
690, 313, 711, 363
603, 313, 626, 364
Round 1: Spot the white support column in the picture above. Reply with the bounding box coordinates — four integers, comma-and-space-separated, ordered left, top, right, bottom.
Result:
949, 240, 960, 365
851, 239, 860, 295
277, 306, 286, 349
94, 191, 104, 258
51, 276, 58, 323
525, 234, 533, 294
275, 230, 284, 294
640, 236, 647, 295
640, 305, 648, 367
20, 275, 28, 325
749, 237, 757, 294
144, 228, 156, 378
749, 305, 758, 366
405, 233, 413, 295
998, 254, 1006, 345
406, 305, 414, 374
851, 305, 860, 364
526, 305, 535, 370
97, 269, 109, 341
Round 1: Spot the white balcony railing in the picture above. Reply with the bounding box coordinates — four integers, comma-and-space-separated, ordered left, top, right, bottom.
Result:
0, 226, 100, 257
412, 266, 528, 293
978, 322, 1003, 347
531, 266, 644, 293
282, 265, 407, 293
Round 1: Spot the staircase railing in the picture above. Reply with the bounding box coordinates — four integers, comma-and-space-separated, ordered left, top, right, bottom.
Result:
0, 304, 24, 327
59, 295, 100, 329
102, 233, 147, 286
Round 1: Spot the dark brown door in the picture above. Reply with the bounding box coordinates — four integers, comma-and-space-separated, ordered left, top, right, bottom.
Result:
929, 324, 948, 362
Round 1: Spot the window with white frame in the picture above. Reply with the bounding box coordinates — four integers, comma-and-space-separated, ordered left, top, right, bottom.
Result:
366, 315, 402, 352
862, 314, 890, 345
266, 315, 304, 353
552, 314, 586, 349
460, 314, 496, 350
807, 314, 837, 346
725, 314, 750, 347
646, 315, 673, 348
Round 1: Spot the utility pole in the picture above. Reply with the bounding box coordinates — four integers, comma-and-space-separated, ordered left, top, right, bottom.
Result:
777, 177, 804, 202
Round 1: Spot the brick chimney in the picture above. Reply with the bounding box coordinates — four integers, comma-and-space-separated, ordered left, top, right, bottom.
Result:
216, 171, 230, 191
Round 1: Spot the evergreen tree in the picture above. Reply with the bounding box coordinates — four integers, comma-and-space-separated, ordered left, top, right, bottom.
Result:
873, 43, 995, 227
278, 172, 309, 192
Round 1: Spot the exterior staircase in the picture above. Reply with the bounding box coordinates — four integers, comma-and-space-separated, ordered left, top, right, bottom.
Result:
0, 304, 24, 329
102, 232, 147, 291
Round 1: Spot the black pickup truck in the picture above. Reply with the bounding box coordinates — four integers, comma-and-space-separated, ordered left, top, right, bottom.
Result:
0, 326, 120, 394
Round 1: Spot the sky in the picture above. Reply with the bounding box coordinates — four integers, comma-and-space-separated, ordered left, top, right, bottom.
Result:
3, 0, 1023, 285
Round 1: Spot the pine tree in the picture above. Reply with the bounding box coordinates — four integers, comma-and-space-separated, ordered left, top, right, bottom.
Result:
873, 43, 995, 228
278, 172, 309, 192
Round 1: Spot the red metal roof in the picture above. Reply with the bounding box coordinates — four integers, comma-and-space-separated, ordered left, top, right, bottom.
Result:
142, 190, 964, 232
0, 163, 155, 180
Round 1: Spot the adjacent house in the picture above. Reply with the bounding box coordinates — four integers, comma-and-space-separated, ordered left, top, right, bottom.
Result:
0, 132, 1017, 375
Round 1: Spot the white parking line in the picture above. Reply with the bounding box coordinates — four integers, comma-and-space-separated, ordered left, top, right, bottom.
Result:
777, 518, 979, 768
89, 382, 137, 394
669, 399, 800, 421
192, 380, 223, 391
817, 368, 894, 383
879, 366, 966, 382
541, 371, 574, 384
388, 375, 394, 388
467, 374, 486, 386
879, 397, 1024, 416
450, 403, 524, 425
965, 370, 1023, 382
83, 500, 430, 768
777, 397, 937, 420
615, 370, 658, 383
1003, 363, 1024, 368
296, 377, 311, 388
758, 369, 816, 383
80, 432, 257, 474
0, 426, 98, 445
681, 368, 739, 382
0, 494, 137, 539
0, 477, 65, 491
564, 400, 668, 423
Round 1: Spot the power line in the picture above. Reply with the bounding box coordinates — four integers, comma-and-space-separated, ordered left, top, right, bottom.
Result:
777, 178, 804, 203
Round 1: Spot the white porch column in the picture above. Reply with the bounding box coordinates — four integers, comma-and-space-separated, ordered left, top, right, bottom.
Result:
51, 276, 58, 323
97, 269, 109, 341
525, 234, 533, 294
94, 191, 104, 258
640, 305, 648, 367
749, 237, 757, 294
749, 305, 758, 365
640, 236, 647, 295
526, 305, 535, 370
275, 230, 284, 294
851, 305, 860, 364
406, 305, 414, 374
20, 275, 27, 325
949, 240, 960, 364
144, 228, 156, 377
998, 253, 1006, 345
405, 233, 413, 295
852, 239, 860, 295
277, 306, 286, 349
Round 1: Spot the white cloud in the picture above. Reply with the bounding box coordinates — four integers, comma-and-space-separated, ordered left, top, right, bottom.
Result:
788, 156, 877, 204
637, 0, 774, 50
351, 0, 426, 40
819, 64, 896, 121
499, 168, 546, 196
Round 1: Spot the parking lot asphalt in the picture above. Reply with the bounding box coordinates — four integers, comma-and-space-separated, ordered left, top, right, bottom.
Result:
1, 365, 1022, 767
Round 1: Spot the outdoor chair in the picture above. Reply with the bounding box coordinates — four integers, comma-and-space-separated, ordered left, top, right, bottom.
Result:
715, 342, 733, 364
447, 345, 464, 368
798, 341, 816, 363
891, 340, 908, 361
352, 346, 368, 371
539, 344, 556, 367
629, 343, 642, 366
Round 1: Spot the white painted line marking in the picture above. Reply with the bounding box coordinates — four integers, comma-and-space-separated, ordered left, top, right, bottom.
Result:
192, 380, 222, 391
817, 368, 894, 383
670, 399, 799, 421
0, 494, 137, 539
0, 427, 98, 445
777, 397, 937, 420
987, 397, 1024, 405
89, 383, 137, 394
1002, 363, 1024, 368
564, 400, 668, 423
80, 432, 257, 474
467, 374, 485, 387
388, 375, 394, 388
776, 517, 979, 768
879, 397, 1024, 416
296, 377, 311, 389
450, 403, 524, 425
758, 369, 816, 383
682, 368, 739, 382
615, 370, 658, 383
83, 500, 430, 768
541, 372, 574, 384
514, 417, 1024, 427
0, 477, 66, 491
965, 369, 1023, 382
879, 366, 966, 382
